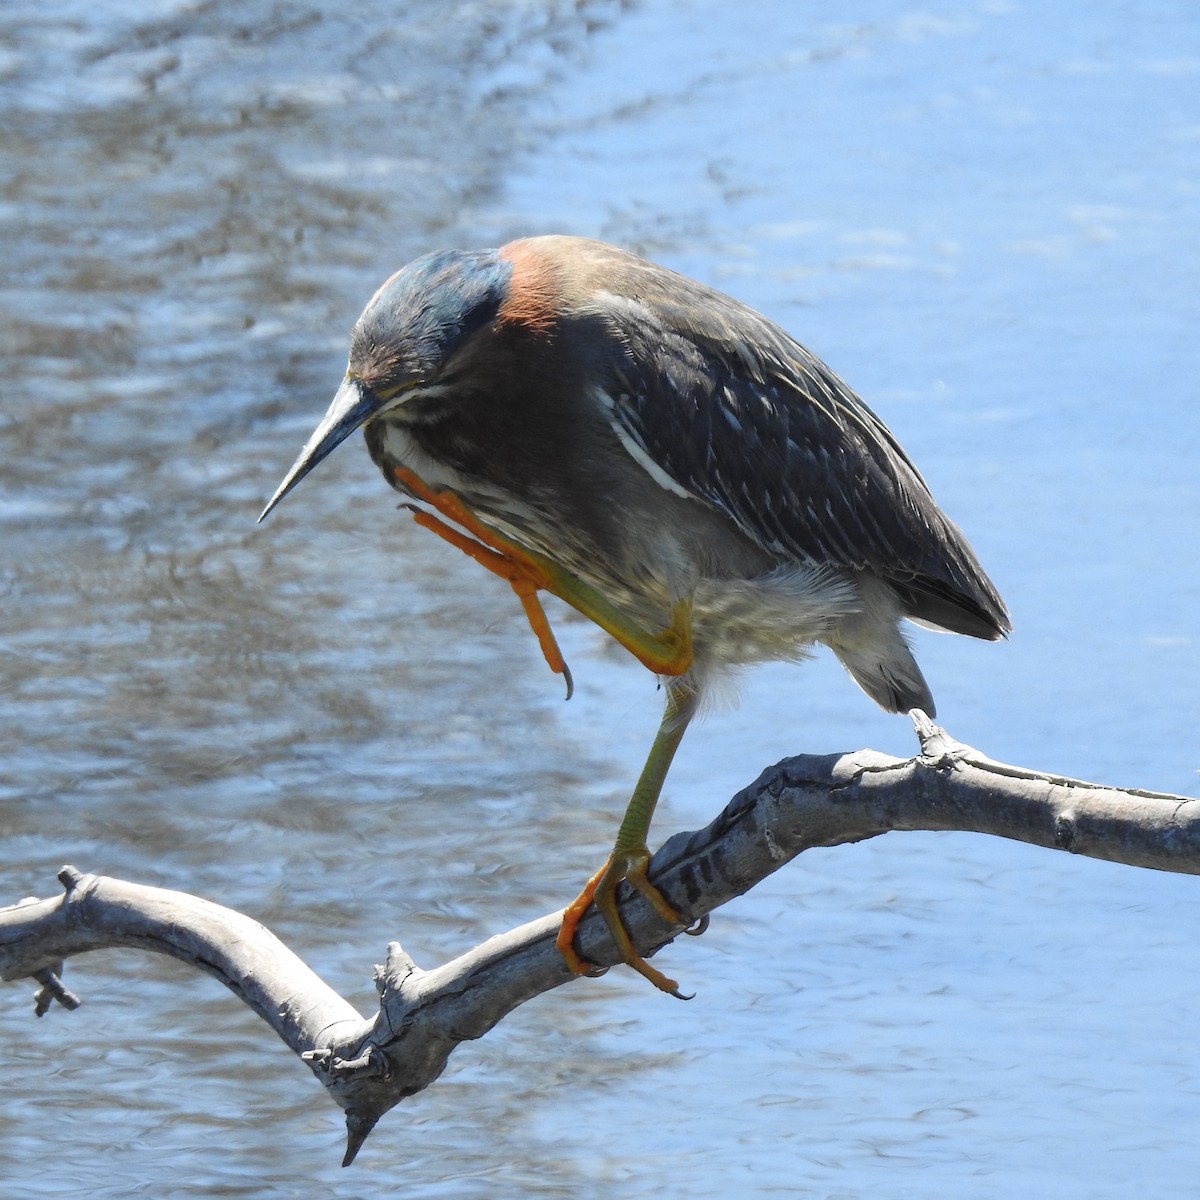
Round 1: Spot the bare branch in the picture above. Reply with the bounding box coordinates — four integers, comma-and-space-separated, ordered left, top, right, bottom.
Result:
2, 718, 1197, 1165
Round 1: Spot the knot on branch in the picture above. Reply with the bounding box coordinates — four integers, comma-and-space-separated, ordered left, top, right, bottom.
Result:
303, 1043, 393, 1081
911, 709, 975, 769
1055, 812, 1077, 851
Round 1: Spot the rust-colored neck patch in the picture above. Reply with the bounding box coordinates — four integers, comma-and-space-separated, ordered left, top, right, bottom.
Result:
497, 240, 562, 335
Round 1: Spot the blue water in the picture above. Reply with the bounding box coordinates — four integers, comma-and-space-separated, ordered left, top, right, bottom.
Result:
1, 1, 1198, 1195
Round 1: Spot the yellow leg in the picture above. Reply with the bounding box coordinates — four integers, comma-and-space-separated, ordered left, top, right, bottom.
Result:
395, 466, 694, 680
556, 680, 700, 997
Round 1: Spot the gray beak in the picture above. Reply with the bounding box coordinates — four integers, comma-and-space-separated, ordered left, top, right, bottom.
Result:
259, 377, 380, 522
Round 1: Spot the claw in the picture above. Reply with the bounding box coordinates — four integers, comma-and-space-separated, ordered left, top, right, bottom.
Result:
557, 851, 687, 997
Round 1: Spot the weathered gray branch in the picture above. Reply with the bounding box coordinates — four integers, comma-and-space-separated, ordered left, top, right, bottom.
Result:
2, 714, 1197, 1165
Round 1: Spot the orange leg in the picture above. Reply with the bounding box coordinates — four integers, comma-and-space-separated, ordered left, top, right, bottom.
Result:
556, 849, 687, 996
394, 466, 694, 683
409, 508, 573, 697
396, 467, 570, 680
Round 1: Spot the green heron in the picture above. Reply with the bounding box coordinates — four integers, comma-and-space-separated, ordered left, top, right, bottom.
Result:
261, 235, 1009, 997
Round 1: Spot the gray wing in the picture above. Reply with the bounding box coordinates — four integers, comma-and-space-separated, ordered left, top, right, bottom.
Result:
597, 279, 1010, 640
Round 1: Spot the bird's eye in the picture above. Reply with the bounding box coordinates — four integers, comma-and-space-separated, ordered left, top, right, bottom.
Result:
374, 380, 412, 404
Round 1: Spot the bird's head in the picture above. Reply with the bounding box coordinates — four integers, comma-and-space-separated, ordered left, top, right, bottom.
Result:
259, 247, 513, 520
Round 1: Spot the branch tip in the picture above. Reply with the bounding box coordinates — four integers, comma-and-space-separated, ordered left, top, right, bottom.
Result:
910, 710, 975, 766
32, 967, 81, 1016
57, 866, 84, 891
385, 941, 419, 975
909, 708, 937, 742
376, 941, 425, 1000
342, 1111, 379, 1167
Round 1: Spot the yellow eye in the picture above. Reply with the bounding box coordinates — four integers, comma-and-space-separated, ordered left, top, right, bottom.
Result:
373, 380, 413, 405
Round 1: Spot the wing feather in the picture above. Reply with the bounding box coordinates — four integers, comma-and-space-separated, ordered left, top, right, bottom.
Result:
592, 276, 1009, 639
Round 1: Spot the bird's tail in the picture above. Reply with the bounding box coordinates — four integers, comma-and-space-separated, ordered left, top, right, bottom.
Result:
832, 638, 935, 717
823, 575, 936, 716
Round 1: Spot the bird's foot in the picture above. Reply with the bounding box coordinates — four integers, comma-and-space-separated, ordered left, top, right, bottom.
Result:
396, 466, 693, 687
556, 850, 691, 999
395, 467, 574, 697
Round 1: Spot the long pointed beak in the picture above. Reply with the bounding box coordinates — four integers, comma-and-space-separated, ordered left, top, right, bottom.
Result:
259, 377, 380, 522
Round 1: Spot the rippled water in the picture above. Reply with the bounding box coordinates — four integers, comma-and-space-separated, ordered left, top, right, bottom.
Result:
2, 1, 1198, 1196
